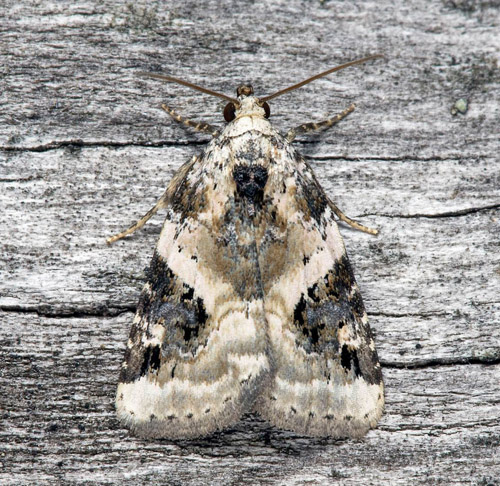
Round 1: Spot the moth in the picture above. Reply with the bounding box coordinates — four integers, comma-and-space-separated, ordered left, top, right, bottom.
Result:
109, 55, 384, 439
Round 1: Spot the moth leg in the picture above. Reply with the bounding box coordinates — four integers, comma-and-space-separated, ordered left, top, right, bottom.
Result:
161, 104, 220, 137
286, 103, 355, 142
106, 190, 169, 244
329, 200, 378, 235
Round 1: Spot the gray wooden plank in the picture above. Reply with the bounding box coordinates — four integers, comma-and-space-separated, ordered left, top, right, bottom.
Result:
1, 0, 499, 484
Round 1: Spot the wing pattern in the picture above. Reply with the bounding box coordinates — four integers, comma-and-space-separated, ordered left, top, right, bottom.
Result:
253, 145, 384, 437
116, 115, 383, 439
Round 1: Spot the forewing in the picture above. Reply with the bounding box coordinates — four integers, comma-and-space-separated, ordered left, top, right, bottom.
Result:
254, 150, 384, 438
116, 149, 271, 439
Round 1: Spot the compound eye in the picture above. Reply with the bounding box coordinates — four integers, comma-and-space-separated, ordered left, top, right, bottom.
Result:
262, 101, 270, 118
224, 102, 236, 122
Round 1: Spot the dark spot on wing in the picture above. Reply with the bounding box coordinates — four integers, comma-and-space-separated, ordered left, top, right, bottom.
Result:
341, 344, 361, 378
140, 345, 161, 376
290, 255, 382, 384
181, 285, 194, 302
296, 159, 328, 224
293, 294, 307, 329
349, 289, 365, 317
303, 184, 327, 223
170, 172, 205, 218
293, 256, 357, 353
119, 253, 210, 383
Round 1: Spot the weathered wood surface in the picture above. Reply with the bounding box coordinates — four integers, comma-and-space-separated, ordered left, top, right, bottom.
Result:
1, 1, 499, 485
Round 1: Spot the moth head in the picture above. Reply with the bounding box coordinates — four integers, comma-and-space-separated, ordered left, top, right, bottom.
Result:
223, 85, 271, 122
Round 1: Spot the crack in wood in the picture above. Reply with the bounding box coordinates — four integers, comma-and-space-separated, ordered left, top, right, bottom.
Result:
382, 357, 500, 369
307, 154, 492, 162
0, 175, 44, 183
370, 310, 449, 318
1, 139, 207, 152
364, 203, 500, 219
0, 304, 135, 318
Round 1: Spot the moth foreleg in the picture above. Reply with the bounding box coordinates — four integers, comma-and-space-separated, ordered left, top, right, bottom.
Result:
106, 190, 169, 244
286, 103, 355, 142
161, 104, 219, 137
329, 200, 378, 235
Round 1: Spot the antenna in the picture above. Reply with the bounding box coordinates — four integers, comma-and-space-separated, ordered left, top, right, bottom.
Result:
260, 54, 383, 102
136, 72, 238, 104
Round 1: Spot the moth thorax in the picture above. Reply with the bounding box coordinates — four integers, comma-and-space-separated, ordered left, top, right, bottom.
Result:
233, 164, 269, 217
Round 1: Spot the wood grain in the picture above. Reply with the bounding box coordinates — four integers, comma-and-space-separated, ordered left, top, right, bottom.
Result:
1, 0, 499, 484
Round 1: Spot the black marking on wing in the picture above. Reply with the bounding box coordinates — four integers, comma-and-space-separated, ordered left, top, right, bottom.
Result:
295, 157, 328, 225
292, 255, 381, 384
144, 254, 208, 345
301, 181, 328, 224
119, 252, 210, 383
140, 345, 161, 376
340, 344, 362, 378
293, 256, 357, 350
170, 174, 205, 218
